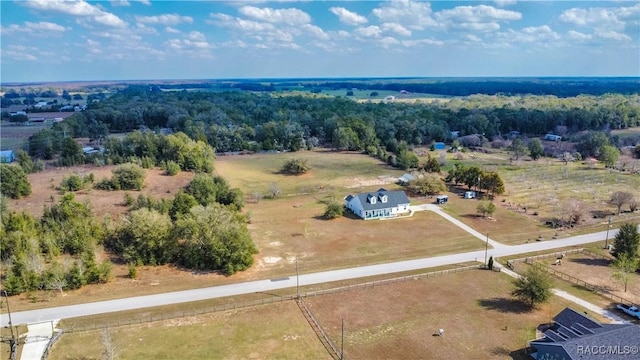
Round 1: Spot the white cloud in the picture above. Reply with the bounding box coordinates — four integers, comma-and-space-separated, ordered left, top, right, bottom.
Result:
239, 6, 311, 25
372, 0, 437, 30
381, 23, 411, 37
2, 21, 67, 34
135, 23, 158, 35
329, 7, 367, 26
210, 13, 276, 32
2, 45, 39, 61
136, 14, 194, 26
559, 4, 638, 43
301, 24, 329, 40
567, 30, 592, 42
401, 38, 444, 47
435, 5, 521, 32
496, 25, 560, 46
110, 0, 130, 7
85, 39, 103, 54
595, 30, 631, 41
24, 0, 127, 28
494, 0, 517, 7
209, 13, 303, 49
560, 7, 625, 30
378, 36, 400, 48
465, 34, 482, 42
187, 31, 206, 42
165, 27, 180, 34
355, 26, 382, 38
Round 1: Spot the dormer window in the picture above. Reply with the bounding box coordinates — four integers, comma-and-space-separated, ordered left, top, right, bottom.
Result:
367, 194, 377, 204
379, 194, 388, 203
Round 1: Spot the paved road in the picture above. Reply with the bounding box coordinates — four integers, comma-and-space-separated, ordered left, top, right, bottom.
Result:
0, 227, 618, 326
411, 204, 505, 248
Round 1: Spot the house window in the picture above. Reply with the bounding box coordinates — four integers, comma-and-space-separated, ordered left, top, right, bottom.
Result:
367, 194, 377, 204
379, 194, 388, 203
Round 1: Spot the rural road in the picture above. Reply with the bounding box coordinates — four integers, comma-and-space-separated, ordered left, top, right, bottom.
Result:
0, 227, 619, 326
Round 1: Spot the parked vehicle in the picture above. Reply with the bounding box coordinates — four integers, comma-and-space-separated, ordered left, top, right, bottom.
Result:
616, 304, 640, 319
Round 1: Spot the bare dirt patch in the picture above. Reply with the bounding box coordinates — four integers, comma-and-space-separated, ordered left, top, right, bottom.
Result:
8, 165, 195, 218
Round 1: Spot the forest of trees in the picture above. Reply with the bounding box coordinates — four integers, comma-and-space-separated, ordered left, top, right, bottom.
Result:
2, 81, 640, 296
0, 135, 254, 296
21, 87, 639, 167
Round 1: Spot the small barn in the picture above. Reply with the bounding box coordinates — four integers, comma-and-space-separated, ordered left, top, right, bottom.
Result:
0, 150, 15, 163
435, 195, 448, 204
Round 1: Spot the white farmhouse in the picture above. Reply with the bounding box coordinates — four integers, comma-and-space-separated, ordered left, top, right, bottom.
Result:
344, 188, 411, 220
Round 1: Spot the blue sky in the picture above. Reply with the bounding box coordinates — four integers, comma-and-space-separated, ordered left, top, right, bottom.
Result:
1, 0, 639, 82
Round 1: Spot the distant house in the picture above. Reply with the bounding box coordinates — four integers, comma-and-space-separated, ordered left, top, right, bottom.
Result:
434, 142, 446, 150
544, 134, 562, 142
344, 188, 411, 220
0, 150, 15, 163
384, 95, 395, 101
82, 146, 101, 155
529, 307, 640, 360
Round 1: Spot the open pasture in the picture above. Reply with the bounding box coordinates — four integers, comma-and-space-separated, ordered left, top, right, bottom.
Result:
0, 121, 52, 151
245, 195, 484, 278
304, 269, 606, 360
215, 149, 405, 198
48, 269, 605, 360
436, 194, 556, 245
49, 301, 329, 360
499, 161, 640, 224
534, 252, 640, 306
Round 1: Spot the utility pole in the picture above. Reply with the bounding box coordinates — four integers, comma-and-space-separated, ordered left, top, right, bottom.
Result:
341, 318, 344, 360
295, 258, 299, 299
484, 233, 489, 267
2, 290, 16, 360
605, 216, 613, 249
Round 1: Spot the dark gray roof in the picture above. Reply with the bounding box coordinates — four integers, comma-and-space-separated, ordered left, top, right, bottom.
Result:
531, 307, 640, 360
350, 188, 410, 211
554, 308, 602, 329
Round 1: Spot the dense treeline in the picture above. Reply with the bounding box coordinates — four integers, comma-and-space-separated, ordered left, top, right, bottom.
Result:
0, 159, 254, 296
302, 78, 640, 97
43, 88, 639, 163
37, 78, 635, 97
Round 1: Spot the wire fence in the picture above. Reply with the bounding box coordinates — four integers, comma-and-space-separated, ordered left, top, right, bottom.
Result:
61, 264, 482, 334
508, 247, 638, 308
304, 264, 482, 298
41, 329, 64, 360
506, 248, 585, 268
527, 260, 638, 307
297, 298, 342, 360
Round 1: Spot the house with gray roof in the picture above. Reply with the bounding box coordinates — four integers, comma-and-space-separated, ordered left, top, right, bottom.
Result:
344, 188, 410, 220
529, 307, 640, 360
